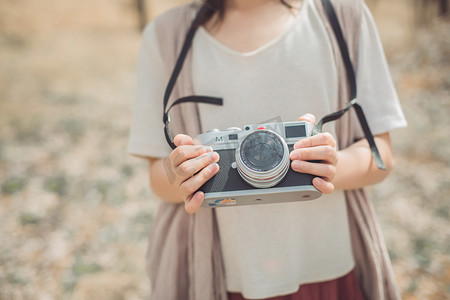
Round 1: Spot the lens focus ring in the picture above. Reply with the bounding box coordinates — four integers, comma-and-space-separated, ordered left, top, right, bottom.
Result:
235, 130, 289, 188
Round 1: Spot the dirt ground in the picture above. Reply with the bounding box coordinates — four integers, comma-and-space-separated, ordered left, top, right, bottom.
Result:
0, 0, 449, 299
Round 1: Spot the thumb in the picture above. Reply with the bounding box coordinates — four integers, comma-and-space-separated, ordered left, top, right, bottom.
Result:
298, 113, 316, 125
174, 134, 194, 147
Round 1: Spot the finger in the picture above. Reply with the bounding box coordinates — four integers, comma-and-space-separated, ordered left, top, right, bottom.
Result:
176, 151, 219, 178
290, 146, 338, 165
192, 137, 202, 146
180, 162, 219, 201
185, 191, 205, 214
313, 177, 335, 194
291, 160, 336, 180
174, 134, 194, 147
294, 132, 336, 149
170, 145, 214, 167
298, 113, 316, 125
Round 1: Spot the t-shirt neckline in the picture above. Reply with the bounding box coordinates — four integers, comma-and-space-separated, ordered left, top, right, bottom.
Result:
197, 0, 308, 57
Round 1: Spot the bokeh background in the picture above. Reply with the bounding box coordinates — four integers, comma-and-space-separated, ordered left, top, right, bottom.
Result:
0, 0, 449, 299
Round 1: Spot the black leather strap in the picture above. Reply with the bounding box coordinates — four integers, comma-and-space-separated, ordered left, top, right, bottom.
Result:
164, 95, 223, 149
163, 4, 223, 149
312, 98, 357, 136
321, 0, 357, 100
317, 0, 386, 170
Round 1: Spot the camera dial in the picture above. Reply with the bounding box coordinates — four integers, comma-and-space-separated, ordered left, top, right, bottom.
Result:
236, 129, 290, 188
226, 127, 241, 131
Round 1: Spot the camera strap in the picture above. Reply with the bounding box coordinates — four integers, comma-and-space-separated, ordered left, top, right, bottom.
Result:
162, 5, 224, 149
315, 0, 386, 170
162, 1, 386, 170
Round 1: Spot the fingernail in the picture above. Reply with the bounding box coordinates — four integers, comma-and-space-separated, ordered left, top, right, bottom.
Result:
204, 146, 213, 152
209, 163, 219, 172
313, 178, 322, 186
291, 160, 301, 169
210, 152, 219, 161
290, 151, 298, 160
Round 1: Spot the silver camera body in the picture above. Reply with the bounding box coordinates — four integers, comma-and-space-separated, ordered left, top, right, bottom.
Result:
197, 121, 322, 207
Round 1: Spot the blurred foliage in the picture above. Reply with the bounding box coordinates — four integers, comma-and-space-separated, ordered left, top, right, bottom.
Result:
2, 177, 27, 195
43, 175, 68, 196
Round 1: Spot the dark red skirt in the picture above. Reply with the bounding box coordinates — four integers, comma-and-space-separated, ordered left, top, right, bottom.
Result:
228, 269, 365, 300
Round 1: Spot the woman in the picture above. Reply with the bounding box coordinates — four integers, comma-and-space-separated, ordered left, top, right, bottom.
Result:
128, 0, 407, 299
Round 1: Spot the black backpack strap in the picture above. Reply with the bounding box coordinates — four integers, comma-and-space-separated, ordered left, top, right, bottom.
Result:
163, 4, 223, 149
315, 0, 386, 170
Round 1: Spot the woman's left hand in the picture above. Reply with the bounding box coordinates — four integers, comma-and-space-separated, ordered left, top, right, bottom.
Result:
289, 114, 338, 194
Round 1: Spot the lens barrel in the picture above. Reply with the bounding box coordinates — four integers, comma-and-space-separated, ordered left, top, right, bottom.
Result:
235, 130, 290, 188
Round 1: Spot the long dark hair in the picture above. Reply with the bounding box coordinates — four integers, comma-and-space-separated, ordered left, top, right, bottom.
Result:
197, 0, 294, 26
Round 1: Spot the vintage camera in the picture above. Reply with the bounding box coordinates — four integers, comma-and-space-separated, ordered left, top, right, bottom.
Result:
197, 121, 322, 207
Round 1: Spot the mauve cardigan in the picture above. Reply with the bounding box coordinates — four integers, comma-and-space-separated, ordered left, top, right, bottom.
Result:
145, 1, 401, 299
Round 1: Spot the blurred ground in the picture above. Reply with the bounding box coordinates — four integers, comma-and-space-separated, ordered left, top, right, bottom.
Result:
0, 0, 449, 299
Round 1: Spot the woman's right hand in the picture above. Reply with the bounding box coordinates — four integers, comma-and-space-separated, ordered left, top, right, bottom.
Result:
165, 134, 220, 214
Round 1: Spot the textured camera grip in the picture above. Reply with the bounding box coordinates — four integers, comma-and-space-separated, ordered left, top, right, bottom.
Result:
199, 145, 315, 194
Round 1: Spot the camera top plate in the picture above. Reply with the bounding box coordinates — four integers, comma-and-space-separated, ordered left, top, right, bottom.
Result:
197, 121, 314, 150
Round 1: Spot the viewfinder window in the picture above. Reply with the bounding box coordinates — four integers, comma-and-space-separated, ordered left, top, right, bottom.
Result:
285, 125, 306, 138
228, 134, 238, 140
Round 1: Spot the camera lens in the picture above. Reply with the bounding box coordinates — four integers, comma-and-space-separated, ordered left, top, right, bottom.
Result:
236, 130, 289, 188
240, 132, 283, 172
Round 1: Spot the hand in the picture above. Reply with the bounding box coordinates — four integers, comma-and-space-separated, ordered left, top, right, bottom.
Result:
165, 134, 220, 214
289, 114, 338, 194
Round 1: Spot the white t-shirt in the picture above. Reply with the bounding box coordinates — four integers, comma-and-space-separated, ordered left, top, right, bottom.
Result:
127, 0, 407, 298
